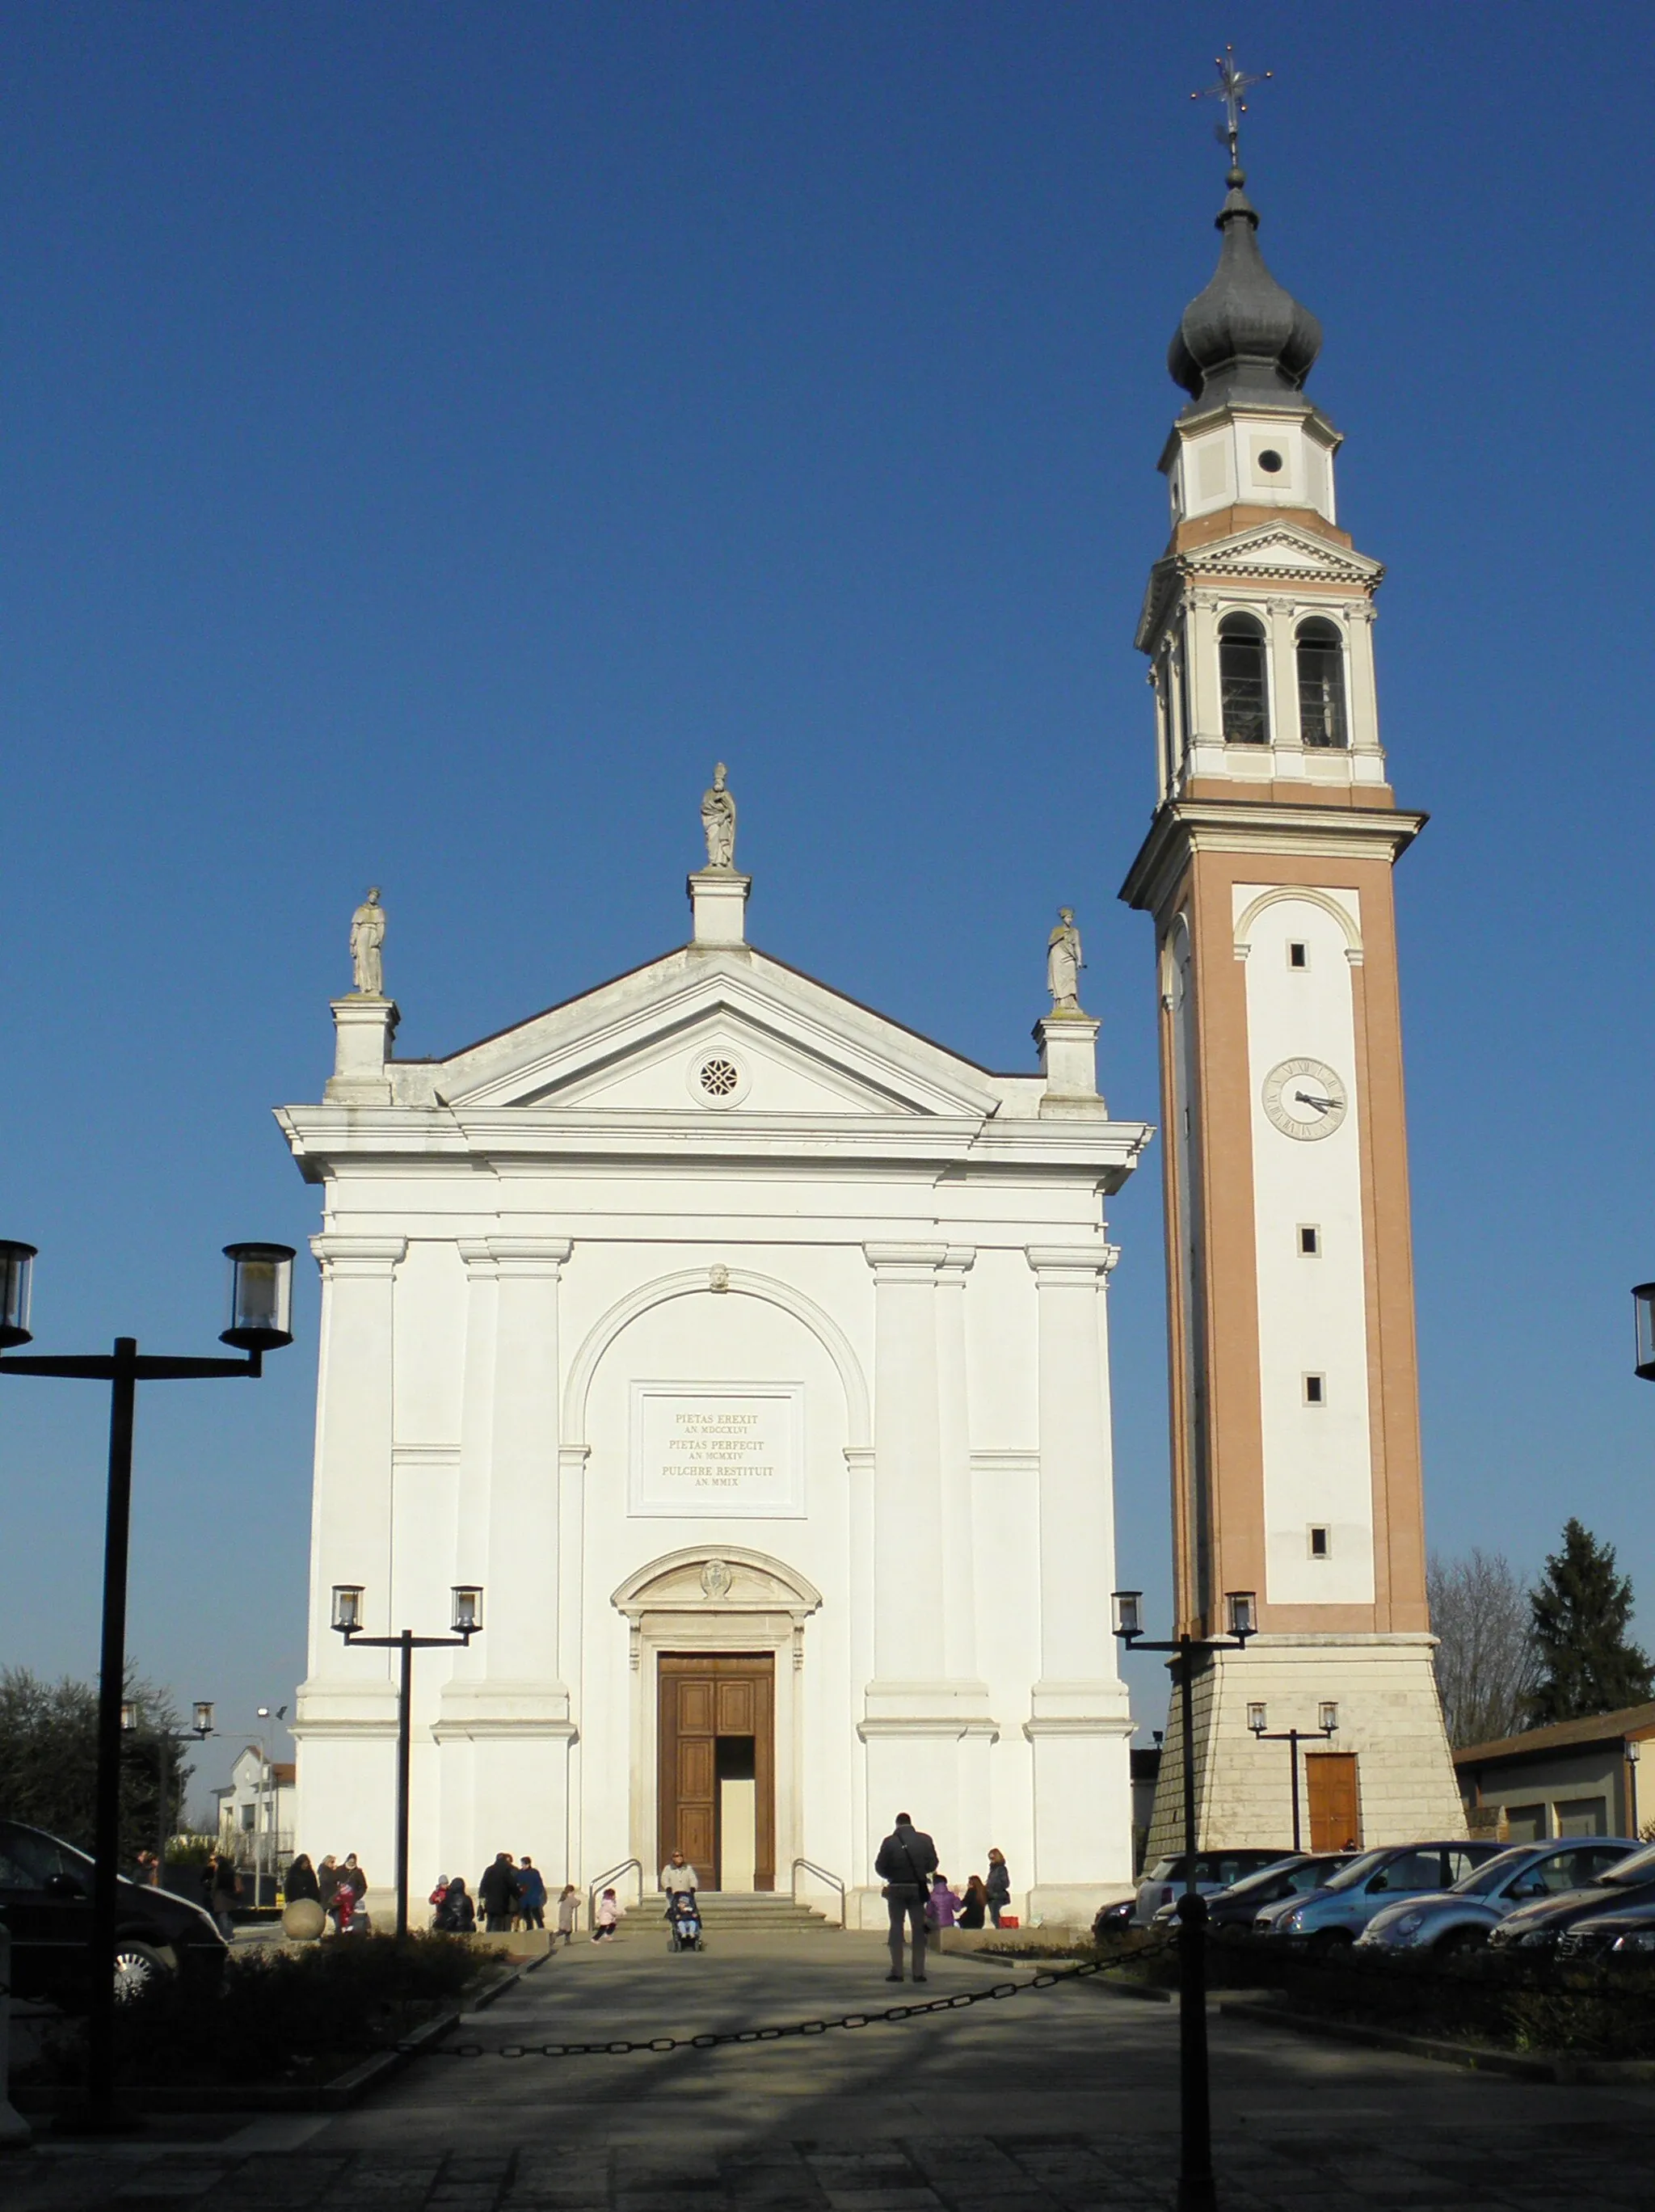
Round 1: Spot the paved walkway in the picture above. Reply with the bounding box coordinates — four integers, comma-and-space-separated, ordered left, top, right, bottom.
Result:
7, 1923, 1655, 2209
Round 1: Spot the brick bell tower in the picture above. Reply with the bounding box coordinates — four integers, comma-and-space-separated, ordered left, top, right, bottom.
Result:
1119, 99, 1462, 1856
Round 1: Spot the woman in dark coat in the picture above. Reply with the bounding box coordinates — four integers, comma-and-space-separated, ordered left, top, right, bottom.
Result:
958, 1874, 989, 1930
985, 1848, 1011, 1929
436, 1877, 476, 1933
285, 1853, 320, 1904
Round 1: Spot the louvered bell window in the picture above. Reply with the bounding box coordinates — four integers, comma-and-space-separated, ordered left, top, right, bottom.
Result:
1218, 615, 1269, 744
1297, 618, 1349, 748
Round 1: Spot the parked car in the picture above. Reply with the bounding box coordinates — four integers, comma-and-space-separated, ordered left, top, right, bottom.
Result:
0, 1818, 227, 2005
1355, 1839, 1639, 1954
1252, 1842, 1504, 1950
1489, 1838, 1655, 1956
1132, 1848, 1289, 1926
1152, 1852, 1357, 1936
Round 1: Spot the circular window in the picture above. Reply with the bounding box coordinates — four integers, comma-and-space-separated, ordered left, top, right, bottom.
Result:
685, 1047, 750, 1107
1257, 449, 1284, 474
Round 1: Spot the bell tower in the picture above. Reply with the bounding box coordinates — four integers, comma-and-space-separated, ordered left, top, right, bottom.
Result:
1120, 84, 1462, 1854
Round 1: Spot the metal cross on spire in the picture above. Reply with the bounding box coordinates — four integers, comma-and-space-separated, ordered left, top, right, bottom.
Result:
1192, 44, 1271, 177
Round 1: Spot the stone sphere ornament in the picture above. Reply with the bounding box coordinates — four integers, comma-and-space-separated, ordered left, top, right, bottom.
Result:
282, 1898, 326, 1941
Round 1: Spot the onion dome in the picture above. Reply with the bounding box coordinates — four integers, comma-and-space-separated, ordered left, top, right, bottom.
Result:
1168, 168, 1321, 409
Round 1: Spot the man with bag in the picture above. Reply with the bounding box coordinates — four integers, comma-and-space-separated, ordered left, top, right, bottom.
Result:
874, 1811, 939, 1983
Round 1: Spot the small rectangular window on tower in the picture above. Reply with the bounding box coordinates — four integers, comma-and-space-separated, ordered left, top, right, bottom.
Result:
1298, 1224, 1321, 1258
1303, 1373, 1327, 1406
1308, 1525, 1331, 1559
1287, 941, 1309, 969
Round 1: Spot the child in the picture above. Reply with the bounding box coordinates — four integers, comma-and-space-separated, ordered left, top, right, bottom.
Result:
556, 1883, 580, 1946
592, 1887, 619, 1942
925, 1872, 961, 1950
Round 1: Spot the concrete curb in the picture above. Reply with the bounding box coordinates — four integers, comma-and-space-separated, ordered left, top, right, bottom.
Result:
1219, 1998, 1655, 2083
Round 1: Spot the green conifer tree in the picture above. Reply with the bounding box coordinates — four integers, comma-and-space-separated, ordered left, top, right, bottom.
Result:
1527, 1519, 1655, 1726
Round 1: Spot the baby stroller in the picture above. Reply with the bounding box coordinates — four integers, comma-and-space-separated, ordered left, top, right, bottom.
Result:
666, 1890, 704, 1952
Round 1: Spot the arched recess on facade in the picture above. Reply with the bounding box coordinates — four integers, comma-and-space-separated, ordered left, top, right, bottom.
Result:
560, 1267, 872, 1453
610, 1544, 823, 1624
1232, 884, 1365, 966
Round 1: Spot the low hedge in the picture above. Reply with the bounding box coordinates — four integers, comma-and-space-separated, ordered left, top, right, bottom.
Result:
28, 1932, 492, 2088
981, 1928, 1655, 2060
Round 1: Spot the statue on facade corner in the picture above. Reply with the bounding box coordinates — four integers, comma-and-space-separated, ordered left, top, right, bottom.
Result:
1046, 907, 1084, 1013
701, 762, 737, 871
349, 887, 387, 997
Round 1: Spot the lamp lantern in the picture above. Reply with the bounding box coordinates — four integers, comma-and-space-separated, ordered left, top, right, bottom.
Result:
1111, 1590, 1143, 1641
221, 1244, 297, 1352
331, 1584, 364, 1636
119, 1701, 137, 1734
1247, 1701, 1267, 1734
192, 1701, 214, 1736
0, 1241, 36, 1349
1226, 1590, 1258, 1639
1319, 1701, 1340, 1734
1629, 1739, 1643, 1765
451, 1586, 483, 1636
1636, 1284, 1655, 1382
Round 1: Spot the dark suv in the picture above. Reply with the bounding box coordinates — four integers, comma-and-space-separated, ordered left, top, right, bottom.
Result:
0, 1818, 227, 2005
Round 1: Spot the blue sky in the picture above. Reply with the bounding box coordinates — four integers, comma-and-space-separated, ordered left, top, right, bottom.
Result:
2, 2, 1652, 1811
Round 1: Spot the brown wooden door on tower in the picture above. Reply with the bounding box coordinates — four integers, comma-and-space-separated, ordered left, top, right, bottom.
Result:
1305, 1753, 1361, 1852
658, 1654, 775, 1890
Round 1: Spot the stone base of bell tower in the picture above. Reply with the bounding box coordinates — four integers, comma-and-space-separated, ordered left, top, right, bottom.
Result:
1143, 1635, 1463, 1863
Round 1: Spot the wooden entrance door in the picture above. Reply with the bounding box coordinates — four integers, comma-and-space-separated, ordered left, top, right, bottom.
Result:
1305, 1753, 1361, 1852
658, 1654, 775, 1890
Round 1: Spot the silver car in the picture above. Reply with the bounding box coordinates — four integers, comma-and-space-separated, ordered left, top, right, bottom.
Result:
1355, 1838, 1638, 1955
1131, 1848, 1288, 1927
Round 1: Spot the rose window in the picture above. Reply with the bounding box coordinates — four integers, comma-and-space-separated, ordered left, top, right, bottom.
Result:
698, 1057, 741, 1099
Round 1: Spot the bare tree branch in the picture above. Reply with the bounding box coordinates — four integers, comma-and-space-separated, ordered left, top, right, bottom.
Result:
1428, 1548, 1538, 1747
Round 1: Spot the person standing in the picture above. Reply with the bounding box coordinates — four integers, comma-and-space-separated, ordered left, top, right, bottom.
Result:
555, 1884, 580, 1946
985, 1848, 1011, 1929
874, 1812, 938, 1984
478, 1851, 520, 1933
659, 1849, 699, 1900
285, 1853, 321, 1906
436, 1876, 475, 1933
516, 1856, 547, 1930
958, 1874, 989, 1930
207, 1850, 241, 1940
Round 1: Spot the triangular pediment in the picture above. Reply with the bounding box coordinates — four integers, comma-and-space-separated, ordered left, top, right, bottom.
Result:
1184, 523, 1382, 585
1137, 522, 1383, 647
426, 946, 1006, 1120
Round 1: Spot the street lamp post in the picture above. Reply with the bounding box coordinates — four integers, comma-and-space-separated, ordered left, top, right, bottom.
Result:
0, 1241, 293, 2133
252, 1705, 288, 1907
331, 1585, 483, 1939
119, 1701, 214, 1881
1245, 1703, 1339, 1854
1113, 1588, 1257, 2212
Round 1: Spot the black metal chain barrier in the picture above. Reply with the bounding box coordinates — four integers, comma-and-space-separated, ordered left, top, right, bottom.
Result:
403, 1940, 1176, 2059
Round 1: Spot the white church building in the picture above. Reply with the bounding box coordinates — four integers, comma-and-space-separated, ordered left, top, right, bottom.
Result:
281, 824, 1150, 1925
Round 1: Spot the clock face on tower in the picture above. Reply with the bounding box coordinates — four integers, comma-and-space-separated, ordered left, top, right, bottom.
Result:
1261, 1056, 1348, 1140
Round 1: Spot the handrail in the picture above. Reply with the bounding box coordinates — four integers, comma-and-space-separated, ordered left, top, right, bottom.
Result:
791, 1856, 847, 1928
587, 1856, 644, 1929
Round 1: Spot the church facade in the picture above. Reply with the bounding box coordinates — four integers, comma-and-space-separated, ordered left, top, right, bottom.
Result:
281, 854, 1150, 1923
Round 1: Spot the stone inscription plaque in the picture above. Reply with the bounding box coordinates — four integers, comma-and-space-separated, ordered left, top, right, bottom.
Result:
629, 1382, 805, 1519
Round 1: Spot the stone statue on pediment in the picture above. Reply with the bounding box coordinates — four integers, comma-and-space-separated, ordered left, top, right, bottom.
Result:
1046, 907, 1084, 1014
701, 762, 737, 871
349, 887, 386, 997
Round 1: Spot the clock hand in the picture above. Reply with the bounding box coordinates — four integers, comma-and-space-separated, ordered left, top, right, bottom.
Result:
1293, 1090, 1339, 1114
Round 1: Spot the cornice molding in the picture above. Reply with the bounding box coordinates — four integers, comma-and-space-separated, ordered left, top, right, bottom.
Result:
1118, 798, 1427, 919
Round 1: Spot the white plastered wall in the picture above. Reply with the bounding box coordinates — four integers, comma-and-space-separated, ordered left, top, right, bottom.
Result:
1235, 885, 1375, 1608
